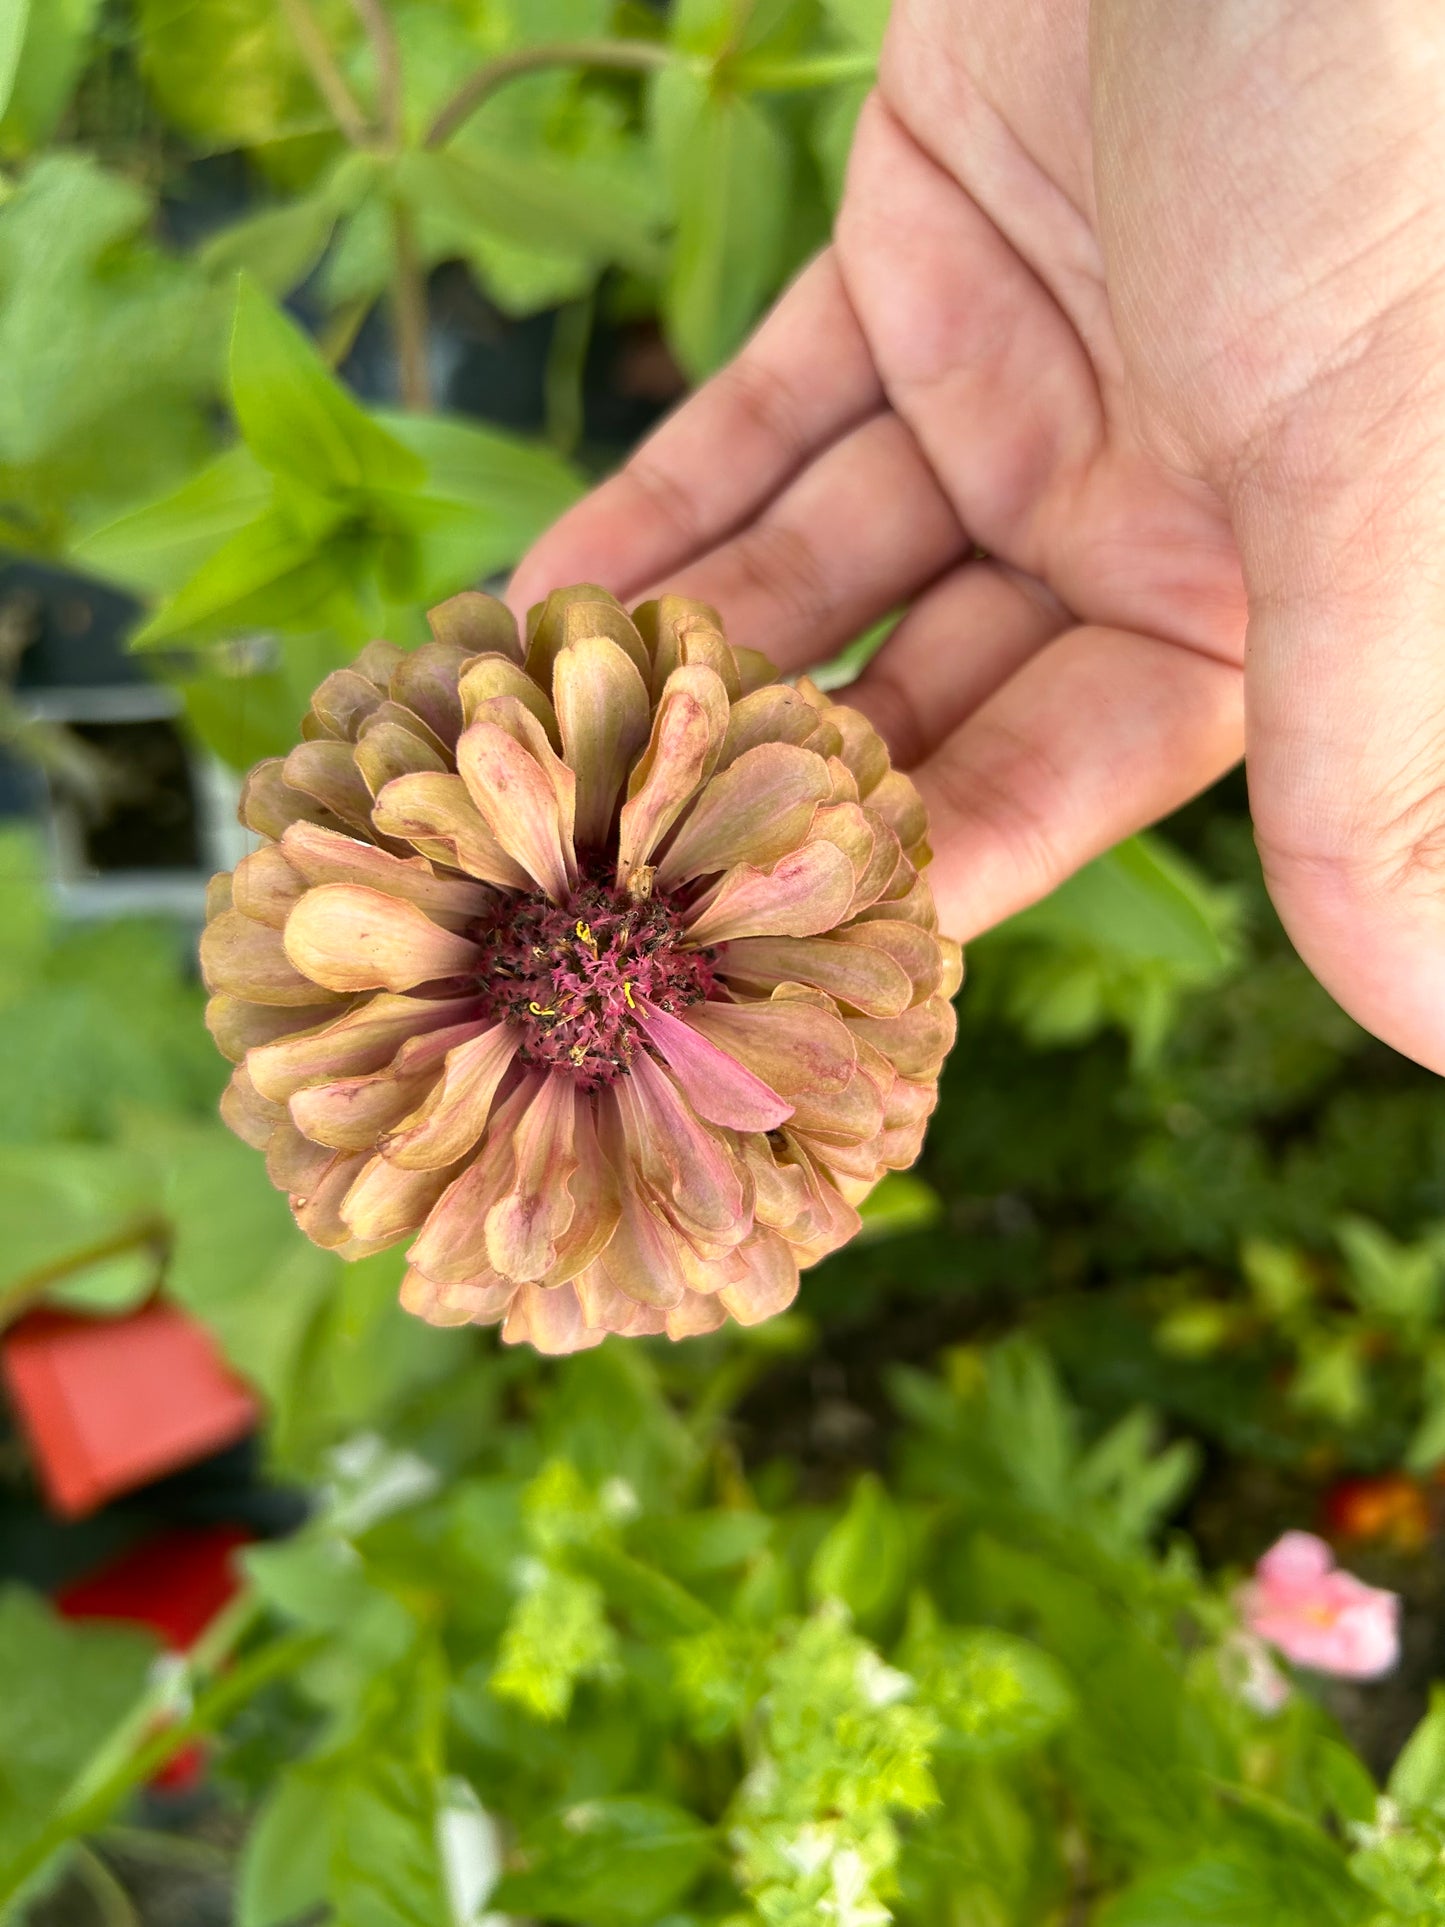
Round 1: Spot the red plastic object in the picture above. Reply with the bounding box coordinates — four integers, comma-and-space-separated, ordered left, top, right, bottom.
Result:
57, 1524, 254, 1797
56, 1524, 253, 1647
1, 1302, 258, 1518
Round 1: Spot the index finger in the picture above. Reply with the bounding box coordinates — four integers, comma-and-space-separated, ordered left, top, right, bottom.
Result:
507, 249, 883, 615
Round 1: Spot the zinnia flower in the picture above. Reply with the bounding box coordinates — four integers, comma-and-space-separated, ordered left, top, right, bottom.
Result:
1238, 1530, 1400, 1681
202, 586, 959, 1354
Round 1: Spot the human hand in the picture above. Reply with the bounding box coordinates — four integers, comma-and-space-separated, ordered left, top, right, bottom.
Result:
511, 0, 1445, 1074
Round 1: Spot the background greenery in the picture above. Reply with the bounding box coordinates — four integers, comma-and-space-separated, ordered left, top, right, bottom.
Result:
3, 2, 1445, 1923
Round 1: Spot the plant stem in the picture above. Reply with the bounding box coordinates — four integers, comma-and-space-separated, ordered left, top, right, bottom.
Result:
729, 50, 878, 90
277, 0, 372, 146
72, 1846, 139, 1927
424, 38, 672, 150
348, 0, 403, 145
543, 291, 595, 458
390, 200, 432, 411
0, 1624, 321, 1909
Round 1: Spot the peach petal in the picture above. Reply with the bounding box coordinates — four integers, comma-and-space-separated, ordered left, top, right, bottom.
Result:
526, 585, 649, 686
611, 1052, 752, 1247
716, 935, 913, 1019
656, 743, 834, 886
371, 772, 534, 891
241, 758, 348, 841
939, 937, 964, 999
847, 810, 906, 914
467, 696, 577, 865
456, 718, 574, 903
683, 841, 857, 947
205, 872, 233, 919
353, 638, 407, 688
340, 1151, 461, 1244
553, 637, 652, 850
572, 1263, 669, 1336
593, 1176, 688, 1309
616, 664, 729, 886
848, 996, 957, 1081
232, 846, 306, 929
201, 908, 348, 1007
538, 1101, 622, 1287
684, 997, 856, 1097
865, 767, 929, 853
206, 993, 338, 1063
718, 1233, 800, 1325
293, 1149, 372, 1248
266, 1122, 333, 1198
380, 1022, 521, 1168
283, 885, 480, 993
850, 871, 938, 931
786, 1064, 887, 1146
406, 1081, 535, 1281
835, 919, 943, 1003
399, 1267, 483, 1327
664, 1291, 729, 1339
676, 622, 740, 701
732, 646, 780, 695
280, 822, 490, 931
246, 993, 481, 1102
308, 666, 387, 741
289, 1065, 441, 1152
429, 589, 522, 664
389, 640, 470, 746
820, 701, 889, 795
282, 740, 377, 837
485, 1075, 579, 1282
632, 595, 726, 697
354, 717, 449, 794
458, 654, 559, 745
718, 685, 820, 768
501, 1281, 606, 1355
640, 1002, 793, 1132
220, 1065, 288, 1150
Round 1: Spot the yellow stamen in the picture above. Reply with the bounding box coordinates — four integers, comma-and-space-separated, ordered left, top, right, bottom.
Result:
528, 1001, 556, 1017
622, 980, 637, 1010
575, 919, 596, 951
569, 1044, 587, 1065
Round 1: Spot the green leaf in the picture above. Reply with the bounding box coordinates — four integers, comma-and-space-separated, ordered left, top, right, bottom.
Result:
1335, 1215, 1443, 1327
808, 1472, 910, 1628
201, 195, 340, 299
652, 70, 791, 377
0, 1141, 157, 1302
0, 0, 29, 125
229, 276, 423, 492
0, 1586, 155, 1870
130, 504, 351, 648
73, 445, 272, 597
1004, 832, 1231, 975
1390, 1688, 1445, 1814
331, 1760, 452, 1927
0, 0, 100, 155
910, 1625, 1075, 1759
136, 0, 350, 154
857, 1171, 942, 1242
492, 1797, 714, 1927
820, 0, 890, 52
236, 1768, 332, 1927
490, 1564, 618, 1722
1098, 1850, 1368, 1927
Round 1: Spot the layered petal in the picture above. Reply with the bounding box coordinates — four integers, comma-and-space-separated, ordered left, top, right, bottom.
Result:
283, 885, 480, 993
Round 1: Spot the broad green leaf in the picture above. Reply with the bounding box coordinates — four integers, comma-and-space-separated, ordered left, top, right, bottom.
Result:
492, 1797, 714, 1926
1004, 833, 1231, 975
130, 504, 351, 648
820, 0, 890, 52
229, 277, 424, 492
73, 445, 271, 596
652, 69, 791, 377
0, 1587, 155, 1870
1335, 1214, 1443, 1327
1391, 1688, 1445, 1814
237, 1768, 332, 1927
0, 1141, 157, 1303
808, 1472, 909, 1627
136, 0, 351, 153
857, 1171, 942, 1241
331, 1760, 452, 1927
0, 0, 99, 155
201, 195, 340, 299
0, 824, 48, 1002
0, 0, 29, 125
1098, 1851, 1368, 1927
911, 1626, 1075, 1759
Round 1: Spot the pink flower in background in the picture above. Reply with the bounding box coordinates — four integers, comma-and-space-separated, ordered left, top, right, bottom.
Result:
1239, 1530, 1400, 1680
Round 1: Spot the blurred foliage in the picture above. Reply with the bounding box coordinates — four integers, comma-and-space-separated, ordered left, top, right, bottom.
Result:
0, 2, 1443, 1923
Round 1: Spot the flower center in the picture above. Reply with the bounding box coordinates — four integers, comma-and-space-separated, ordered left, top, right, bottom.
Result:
471, 872, 714, 1089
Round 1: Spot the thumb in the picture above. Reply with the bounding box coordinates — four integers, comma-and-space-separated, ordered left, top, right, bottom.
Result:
1237, 371, 1445, 1075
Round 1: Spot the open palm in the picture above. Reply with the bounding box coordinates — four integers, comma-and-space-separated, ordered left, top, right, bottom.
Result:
514, 0, 1445, 1074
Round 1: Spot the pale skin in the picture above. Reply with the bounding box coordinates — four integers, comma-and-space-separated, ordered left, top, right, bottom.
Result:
512, 0, 1445, 1075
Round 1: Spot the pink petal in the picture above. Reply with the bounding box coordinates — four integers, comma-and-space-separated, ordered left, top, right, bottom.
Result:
405, 1081, 537, 1282
389, 640, 471, 746
610, 1053, 752, 1248
501, 1281, 606, 1355
293, 1149, 372, 1248
371, 772, 534, 891
572, 1263, 669, 1336
683, 842, 857, 947
354, 717, 449, 793
282, 740, 377, 838
716, 935, 914, 1018
718, 1231, 800, 1325
847, 996, 957, 1081
684, 998, 856, 1097
616, 664, 730, 887
220, 1066, 288, 1150
664, 1292, 729, 1339
339, 1152, 459, 1244
456, 718, 574, 903
536, 1100, 622, 1287
656, 743, 834, 886
1256, 1531, 1336, 1589
718, 686, 821, 768
288, 1064, 441, 1151
284, 884, 480, 993
553, 636, 652, 850
458, 655, 559, 745
231, 846, 306, 928
525, 585, 650, 687
241, 758, 348, 841
484, 1074, 579, 1282
380, 1022, 522, 1168
206, 993, 341, 1064
639, 1001, 793, 1132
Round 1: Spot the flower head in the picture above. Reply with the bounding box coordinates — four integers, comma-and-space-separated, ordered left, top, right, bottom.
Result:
1238, 1530, 1400, 1680
203, 586, 959, 1353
